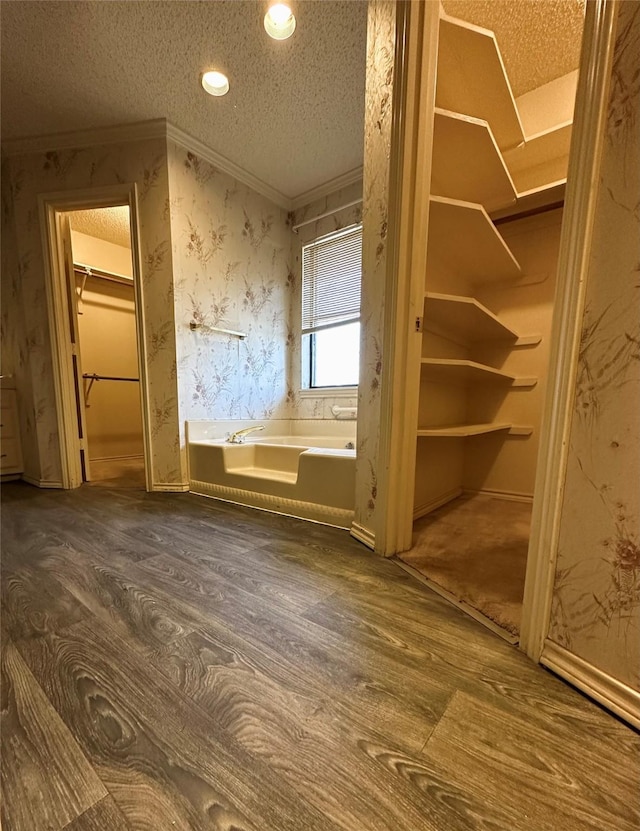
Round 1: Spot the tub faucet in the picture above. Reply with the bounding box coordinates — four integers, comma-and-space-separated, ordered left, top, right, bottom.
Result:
227, 425, 265, 444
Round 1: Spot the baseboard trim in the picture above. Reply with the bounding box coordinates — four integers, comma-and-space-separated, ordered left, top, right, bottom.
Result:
541, 639, 640, 730
350, 522, 375, 550
464, 487, 534, 504
152, 482, 190, 493
21, 475, 64, 489
189, 479, 353, 529
413, 487, 462, 520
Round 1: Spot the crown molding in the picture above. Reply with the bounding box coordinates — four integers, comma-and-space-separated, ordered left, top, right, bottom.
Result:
165, 121, 292, 210
1, 118, 168, 157
1, 117, 362, 213
291, 166, 364, 210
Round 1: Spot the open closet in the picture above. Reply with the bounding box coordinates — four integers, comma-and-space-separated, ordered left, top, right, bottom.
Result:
66, 207, 146, 489
397, 4, 585, 641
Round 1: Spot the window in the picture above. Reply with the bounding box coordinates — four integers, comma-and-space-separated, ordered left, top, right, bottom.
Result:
302, 225, 362, 389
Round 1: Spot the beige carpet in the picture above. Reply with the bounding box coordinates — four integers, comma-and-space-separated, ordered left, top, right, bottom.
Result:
87, 457, 146, 489
402, 494, 531, 637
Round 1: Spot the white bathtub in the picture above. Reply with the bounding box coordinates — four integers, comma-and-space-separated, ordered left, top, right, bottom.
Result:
187, 421, 357, 529
251, 435, 355, 450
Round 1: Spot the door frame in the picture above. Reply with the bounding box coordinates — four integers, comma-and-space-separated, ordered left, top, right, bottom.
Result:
376, 0, 619, 645
39, 183, 152, 490
519, 0, 619, 659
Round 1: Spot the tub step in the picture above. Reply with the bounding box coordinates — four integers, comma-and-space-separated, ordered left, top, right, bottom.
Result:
224, 466, 298, 484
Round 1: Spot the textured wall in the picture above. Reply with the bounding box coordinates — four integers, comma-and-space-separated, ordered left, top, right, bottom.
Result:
548, 2, 640, 691
167, 140, 293, 465
0, 140, 182, 486
353, 0, 398, 541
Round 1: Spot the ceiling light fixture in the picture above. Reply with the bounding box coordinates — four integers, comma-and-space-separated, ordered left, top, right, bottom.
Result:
264, 3, 296, 40
201, 70, 230, 97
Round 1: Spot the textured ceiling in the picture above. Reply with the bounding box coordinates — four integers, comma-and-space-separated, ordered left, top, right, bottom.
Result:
1, 0, 368, 199
442, 0, 586, 97
68, 207, 131, 249
2, 1, 584, 200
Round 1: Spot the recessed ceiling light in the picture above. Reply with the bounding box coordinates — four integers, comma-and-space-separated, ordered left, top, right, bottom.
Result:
264, 3, 296, 40
201, 70, 230, 97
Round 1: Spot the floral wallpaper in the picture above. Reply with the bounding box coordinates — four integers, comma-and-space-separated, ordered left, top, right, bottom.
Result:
166, 141, 293, 471
1, 128, 373, 492
548, 2, 640, 691
353, 0, 398, 541
0, 139, 182, 486
1, 163, 39, 479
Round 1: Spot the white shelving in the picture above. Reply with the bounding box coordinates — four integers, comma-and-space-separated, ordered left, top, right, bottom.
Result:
417, 423, 533, 438
436, 14, 525, 151
432, 109, 517, 212
412, 6, 570, 521
425, 292, 517, 342
504, 121, 572, 195
428, 196, 521, 283
420, 358, 537, 387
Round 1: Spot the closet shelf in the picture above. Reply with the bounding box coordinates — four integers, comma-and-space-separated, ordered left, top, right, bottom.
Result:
420, 358, 537, 387
417, 423, 533, 438
436, 14, 525, 152
432, 109, 516, 212
504, 122, 572, 195
428, 196, 521, 284
425, 292, 519, 342
491, 182, 566, 222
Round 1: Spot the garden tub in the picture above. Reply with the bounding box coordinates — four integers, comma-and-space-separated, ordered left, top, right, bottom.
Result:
187, 421, 357, 528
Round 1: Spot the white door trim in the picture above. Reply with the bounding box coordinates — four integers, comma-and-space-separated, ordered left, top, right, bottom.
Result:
39, 183, 153, 491
520, 0, 619, 660
375, 0, 441, 556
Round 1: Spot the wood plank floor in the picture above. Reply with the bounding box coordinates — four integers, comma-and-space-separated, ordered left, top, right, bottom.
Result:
1, 482, 638, 831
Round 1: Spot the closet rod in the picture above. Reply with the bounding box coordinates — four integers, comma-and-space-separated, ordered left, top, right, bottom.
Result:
292, 198, 362, 233
82, 373, 139, 382
74, 263, 133, 286
82, 373, 140, 407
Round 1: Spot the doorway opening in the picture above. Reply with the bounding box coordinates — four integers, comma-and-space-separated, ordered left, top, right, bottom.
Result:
393, 2, 587, 644
65, 206, 145, 489
41, 185, 151, 492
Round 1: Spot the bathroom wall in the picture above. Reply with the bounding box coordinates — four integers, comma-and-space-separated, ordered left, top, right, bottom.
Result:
166, 140, 293, 467
0, 163, 38, 478
353, 0, 399, 542
167, 139, 366, 468
547, 1, 640, 692
0, 138, 181, 486
289, 179, 362, 420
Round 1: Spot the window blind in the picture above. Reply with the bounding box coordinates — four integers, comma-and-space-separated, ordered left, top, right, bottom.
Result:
301, 225, 362, 335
